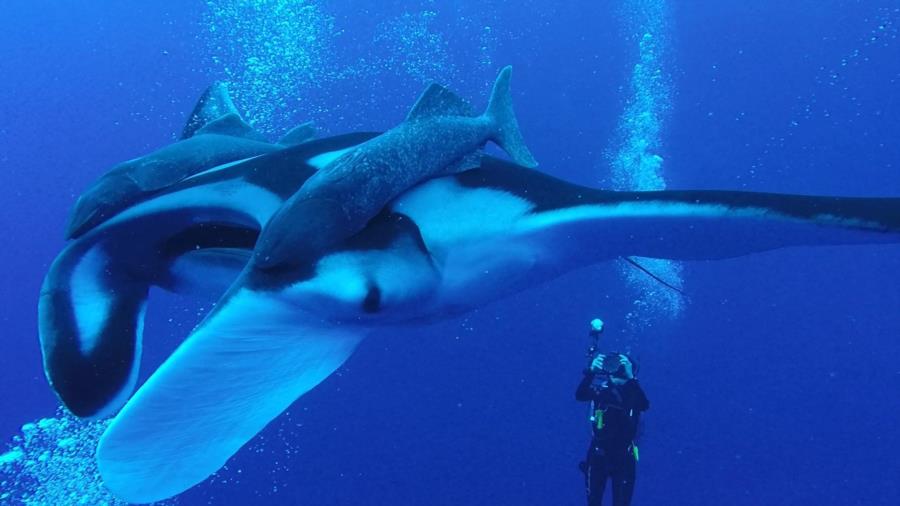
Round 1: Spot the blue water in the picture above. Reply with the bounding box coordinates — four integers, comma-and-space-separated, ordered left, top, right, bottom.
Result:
1, 1, 899, 504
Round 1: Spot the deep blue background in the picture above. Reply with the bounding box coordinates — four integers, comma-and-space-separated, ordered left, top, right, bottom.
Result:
1, 1, 899, 504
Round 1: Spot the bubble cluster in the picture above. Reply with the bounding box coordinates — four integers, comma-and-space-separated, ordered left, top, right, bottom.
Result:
366, 7, 500, 116
747, 6, 900, 177
609, 0, 686, 330
373, 11, 456, 86
807, 6, 899, 122
0, 409, 177, 505
609, 0, 673, 191
196, 410, 308, 504
201, 1, 500, 132
203, 0, 340, 134
621, 257, 685, 333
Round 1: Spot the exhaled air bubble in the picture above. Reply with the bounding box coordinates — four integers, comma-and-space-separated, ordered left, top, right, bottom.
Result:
202, 2, 498, 133
609, 1, 686, 332
203, 0, 339, 135
0, 408, 182, 505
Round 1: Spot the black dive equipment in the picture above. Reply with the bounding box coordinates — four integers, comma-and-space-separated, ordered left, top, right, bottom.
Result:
586, 317, 628, 378
586, 318, 604, 365
600, 353, 626, 377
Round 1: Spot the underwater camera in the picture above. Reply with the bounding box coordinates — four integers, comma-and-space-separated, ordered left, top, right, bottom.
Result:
600, 353, 626, 376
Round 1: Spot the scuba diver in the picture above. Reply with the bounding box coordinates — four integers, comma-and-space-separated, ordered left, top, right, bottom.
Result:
576, 319, 649, 506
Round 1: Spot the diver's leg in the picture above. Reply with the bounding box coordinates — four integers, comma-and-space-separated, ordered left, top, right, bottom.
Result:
610, 451, 637, 506
587, 447, 609, 506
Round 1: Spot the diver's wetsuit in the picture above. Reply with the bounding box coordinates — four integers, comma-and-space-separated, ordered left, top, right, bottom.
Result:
576, 368, 649, 506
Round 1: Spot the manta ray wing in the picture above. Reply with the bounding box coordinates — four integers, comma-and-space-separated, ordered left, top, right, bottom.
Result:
50, 141, 900, 502
97, 287, 366, 504
96, 211, 439, 504
394, 158, 900, 297
96, 154, 900, 503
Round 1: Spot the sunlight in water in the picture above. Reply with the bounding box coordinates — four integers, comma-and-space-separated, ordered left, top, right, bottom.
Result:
611, 0, 686, 331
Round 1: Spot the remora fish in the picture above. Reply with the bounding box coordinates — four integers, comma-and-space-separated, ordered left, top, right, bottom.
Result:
65, 81, 315, 239
254, 65, 537, 269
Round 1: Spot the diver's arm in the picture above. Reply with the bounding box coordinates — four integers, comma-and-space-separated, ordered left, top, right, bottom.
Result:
575, 370, 597, 402
577, 354, 607, 401
623, 379, 650, 412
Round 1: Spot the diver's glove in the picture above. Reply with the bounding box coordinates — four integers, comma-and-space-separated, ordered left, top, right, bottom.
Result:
590, 354, 606, 373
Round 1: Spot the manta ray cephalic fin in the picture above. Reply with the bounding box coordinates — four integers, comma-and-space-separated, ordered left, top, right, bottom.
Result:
39, 240, 149, 419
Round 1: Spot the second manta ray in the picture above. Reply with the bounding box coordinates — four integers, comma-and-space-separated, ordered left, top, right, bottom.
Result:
255, 65, 537, 268
37, 79, 900, 503
66, 82, 316, 240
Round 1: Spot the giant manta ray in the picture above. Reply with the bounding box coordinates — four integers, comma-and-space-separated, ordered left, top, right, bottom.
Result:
38, 77, 900, 504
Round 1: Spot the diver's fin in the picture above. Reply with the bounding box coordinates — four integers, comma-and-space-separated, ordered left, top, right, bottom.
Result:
97, 288, 366, 504
181, 82, 240, 140
39, 241, 149, 419
277, 121, 317, 146
484, 66, 538, 168
407, 83, 474, 120
195, 113, 268, 142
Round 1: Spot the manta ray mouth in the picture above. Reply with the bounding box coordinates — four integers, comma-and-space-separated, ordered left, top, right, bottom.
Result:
160, 222, 260, 260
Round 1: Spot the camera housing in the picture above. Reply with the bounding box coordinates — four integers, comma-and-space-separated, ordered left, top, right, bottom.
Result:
600, 353, 626, 376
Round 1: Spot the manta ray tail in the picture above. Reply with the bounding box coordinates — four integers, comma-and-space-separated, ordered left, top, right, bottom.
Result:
485, 66, 538, 168
38, 240, 149, 419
